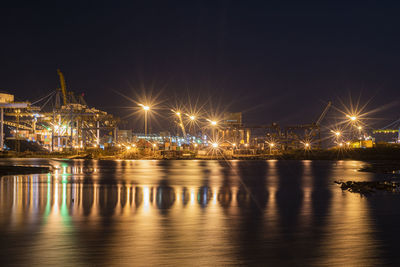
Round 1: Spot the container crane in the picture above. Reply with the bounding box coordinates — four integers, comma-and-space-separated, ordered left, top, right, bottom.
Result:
283, 101, 331, 149
313, 101, 331, 147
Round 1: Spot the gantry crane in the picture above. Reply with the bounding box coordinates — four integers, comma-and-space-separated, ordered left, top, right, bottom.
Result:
284, 101, 332, 149
313, 101, 331, 147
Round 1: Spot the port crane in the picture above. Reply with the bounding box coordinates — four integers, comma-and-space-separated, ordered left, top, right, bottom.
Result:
284, 101, 332, 149
2, 70, 119, 151
315, 101, 332, 127
57, 69, 68, 106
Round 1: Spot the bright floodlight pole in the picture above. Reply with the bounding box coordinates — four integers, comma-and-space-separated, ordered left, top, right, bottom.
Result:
357, 125, 363, 147
346, 114, 358, 141
269, 142, 275, 154
210, 120, 217, 139
357, 126, 362, 137
333, 131, 341, 146
186, 114, 196, 135
139, 104, 150, 136
145, 108, 148, 136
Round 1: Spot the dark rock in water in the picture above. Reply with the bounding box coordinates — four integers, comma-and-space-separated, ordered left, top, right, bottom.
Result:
359, 161, 400, 174
334, 180, 400, 195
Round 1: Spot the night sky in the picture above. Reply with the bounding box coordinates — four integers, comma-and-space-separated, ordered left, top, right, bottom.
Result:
1, 1, 400, 130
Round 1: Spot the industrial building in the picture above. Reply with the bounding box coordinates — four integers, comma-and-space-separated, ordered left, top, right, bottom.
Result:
1, 70, 118, 152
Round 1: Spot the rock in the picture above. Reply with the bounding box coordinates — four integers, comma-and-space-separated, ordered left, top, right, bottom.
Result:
334, 180, 400, 195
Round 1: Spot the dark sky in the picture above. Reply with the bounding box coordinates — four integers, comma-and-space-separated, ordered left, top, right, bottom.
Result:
1, 0, 400, 130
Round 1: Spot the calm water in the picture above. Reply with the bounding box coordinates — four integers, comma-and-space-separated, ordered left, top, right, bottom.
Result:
1, 159, 400, 266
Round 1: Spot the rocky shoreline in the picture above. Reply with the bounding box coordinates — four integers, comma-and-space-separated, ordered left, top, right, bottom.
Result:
334, 180, 400, 195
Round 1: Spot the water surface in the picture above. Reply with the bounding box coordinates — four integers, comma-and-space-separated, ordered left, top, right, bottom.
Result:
1, 159, 400, 266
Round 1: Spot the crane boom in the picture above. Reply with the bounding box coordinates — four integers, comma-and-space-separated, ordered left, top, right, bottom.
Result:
382, 117, 400, 129
315, 101, 331, 126
57, 69, 68, 106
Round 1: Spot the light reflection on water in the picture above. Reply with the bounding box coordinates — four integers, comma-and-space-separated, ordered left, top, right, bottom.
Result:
0, 159, 399, 266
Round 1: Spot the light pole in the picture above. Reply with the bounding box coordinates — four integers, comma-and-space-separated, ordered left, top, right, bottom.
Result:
346, 114, 358, 140
139, 104, 150, 136
357, 125, 363, 147
269, 142, 275, 154
209, 120, 217, 139
357, 126, 362, 138
186, 114, 196, 136
304, 142, 310, 150
332, 131, 341, 147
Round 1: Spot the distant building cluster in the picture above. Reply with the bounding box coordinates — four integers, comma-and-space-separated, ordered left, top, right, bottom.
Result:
1, 71, 399, 154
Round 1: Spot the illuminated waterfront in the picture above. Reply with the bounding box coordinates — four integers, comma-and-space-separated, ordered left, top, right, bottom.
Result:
1, 159, 400, 266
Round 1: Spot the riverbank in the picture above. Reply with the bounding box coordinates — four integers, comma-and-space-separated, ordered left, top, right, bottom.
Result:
1, 146, 400, 161
279, 146, 400, 160
0, 147, 400, 161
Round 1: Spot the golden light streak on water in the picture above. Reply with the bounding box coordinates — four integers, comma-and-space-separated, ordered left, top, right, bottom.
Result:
300, 160, 313, 227
53, 179, 59, 213
264, 160, 278, 231
318, 189, 381, 266
190, 188, 195, 205
213, 187, 218, 204
176, 187, 181, 203
143, 186, 151, 212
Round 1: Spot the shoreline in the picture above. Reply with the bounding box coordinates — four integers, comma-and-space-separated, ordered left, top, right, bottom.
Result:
2, 148, 400, 161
